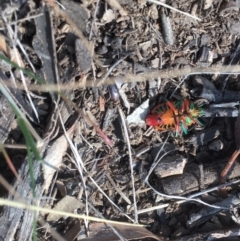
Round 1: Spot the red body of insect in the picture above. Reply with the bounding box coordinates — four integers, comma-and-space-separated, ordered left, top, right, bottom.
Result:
146, 99, 203, 134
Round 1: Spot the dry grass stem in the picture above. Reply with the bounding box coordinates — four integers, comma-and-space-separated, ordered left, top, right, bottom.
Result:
58, 112, 90, 229
0, 197, 144, 227
147, 0, 201, 21
2, 64, 240, 92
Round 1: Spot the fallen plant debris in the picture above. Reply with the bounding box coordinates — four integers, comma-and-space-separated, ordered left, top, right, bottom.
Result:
2, 0, 240, 241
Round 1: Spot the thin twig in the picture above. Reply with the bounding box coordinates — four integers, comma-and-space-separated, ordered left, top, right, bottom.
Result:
0, 13, 44, 30
118, 107, 138, 223
169, 75, 188, 99
145, 180, 228, 211
2, 144, 27, 149
0, 144, 19, 180
219, 149, 240, 197
97, 58, 126, 87
145, 17, 162, 41
38, 218, 66, 241
220, 150, 240, 184
145, 135, 170, 181
88, 174, 135, 222
0, 84, 44, 151
2, 14, 39, 121
58, 108, 133, 222
89, 0, 100, 40
58, 111, 90, 230
106, 173, 132, 205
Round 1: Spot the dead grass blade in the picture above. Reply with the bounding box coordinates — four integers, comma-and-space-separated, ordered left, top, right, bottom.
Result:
0, 198, 144, 227
118, 107, 138, 223
58, 112, 90, 229
3, 64, 240, 92
147, 0, 201, 21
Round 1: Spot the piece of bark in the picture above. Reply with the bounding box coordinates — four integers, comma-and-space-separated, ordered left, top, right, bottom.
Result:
154, 154, 187, 178
75, 38, 92, 73
160, 8, 174, 45
58, 0, 89, 32
0, 95, 15, 143
161, 158, 240, 195
126, 99, 149, 126
32, 5, 59, 89
187, 126, 223, 147
0, 159, 43, 241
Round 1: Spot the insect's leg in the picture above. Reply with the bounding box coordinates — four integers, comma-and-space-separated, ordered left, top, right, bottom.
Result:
192, 117, 203, 126
174, 118, 180, 136
166, 101, 178, 114
151, 104, 165, 115
180, 120, 188, 134
184, 98, 190, 113
156, 125, 167, 131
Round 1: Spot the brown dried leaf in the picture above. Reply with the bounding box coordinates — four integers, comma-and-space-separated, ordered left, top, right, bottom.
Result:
80, 223, 166, 241
47, 196, 83, 221
63, 219, 81, 241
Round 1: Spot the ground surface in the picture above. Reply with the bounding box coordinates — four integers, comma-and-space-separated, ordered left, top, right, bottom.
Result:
1, 0, 240, 240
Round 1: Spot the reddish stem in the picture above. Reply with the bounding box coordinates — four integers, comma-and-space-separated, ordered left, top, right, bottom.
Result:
219, 149, 240, 197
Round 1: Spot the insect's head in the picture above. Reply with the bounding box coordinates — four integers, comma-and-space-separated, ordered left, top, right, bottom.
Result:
146, 114, 163, 126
